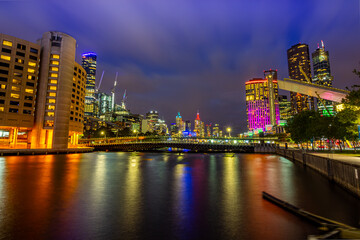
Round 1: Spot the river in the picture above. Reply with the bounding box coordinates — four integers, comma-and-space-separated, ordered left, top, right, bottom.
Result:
0, 152, 359, 239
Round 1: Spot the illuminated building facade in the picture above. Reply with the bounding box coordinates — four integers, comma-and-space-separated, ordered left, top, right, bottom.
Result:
245, 78, 280, 131
194, 111, 204, 137
97, 91, 112, 118
312, 41, 334, 116
0, 34, 40, 148
32, 32, 85, 149
206, 124, 211, 137
176, 112, 185, 132
82, 52, 98, 117
212, 123, 219, 137
287, 43, 315, 113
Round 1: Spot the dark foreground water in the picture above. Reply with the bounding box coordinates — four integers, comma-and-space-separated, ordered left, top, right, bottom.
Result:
0, 152, 359, 240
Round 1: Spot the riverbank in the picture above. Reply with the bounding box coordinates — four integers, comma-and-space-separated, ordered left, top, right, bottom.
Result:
0, 147, 93, 156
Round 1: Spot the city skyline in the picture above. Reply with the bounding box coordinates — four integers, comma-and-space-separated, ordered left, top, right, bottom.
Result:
1, 1, 360, 132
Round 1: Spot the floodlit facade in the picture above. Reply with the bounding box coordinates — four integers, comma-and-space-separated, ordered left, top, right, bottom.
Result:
0, 34, 40, 148
32, 31, 85, 149
287, 43, 315, 113
245, 78, 280, 131
278, 95, 292, 120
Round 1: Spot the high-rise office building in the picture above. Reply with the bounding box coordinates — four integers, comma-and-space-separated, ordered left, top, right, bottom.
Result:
32, 32, 85, 149
287, 43, 315, 113
264, 69, 278, 80
176, 112, 185, 132
0, 34, 40, 148
82, 52, 98, 117
245, 78, 280, 131
97, 91, 112, 117
194, 111, 203, 137
312, 41, 334, 116
212, 124, 220, 137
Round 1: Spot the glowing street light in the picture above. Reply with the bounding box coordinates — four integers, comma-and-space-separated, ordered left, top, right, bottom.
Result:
227, 127, 231, 137
101, 131, 106, 139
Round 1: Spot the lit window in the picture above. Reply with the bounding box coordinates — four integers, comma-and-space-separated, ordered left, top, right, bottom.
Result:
28, 62, 36, 67
11, 86, 20, 91
12, 79, 21, 84
44, 120, 54, 127
0, 84, 6, 89
48, 99, 56, 103
28, 68, 35, 73
49, 92, 56, 97
51, 61, 59, 65
2, 40, 12, 47
49, 86, 57, 91
50, 73, 58, 78
49, 80, 57, 84
15, 58, 24, 64
48, 105, 55, 110
25, 88, 34, 94
0, 55, 10, 61
10, 93, 20, 99
46, 112, 55, 117
51, 54, 60, 59
50, 67, 59, 71
0, 107, 3, 112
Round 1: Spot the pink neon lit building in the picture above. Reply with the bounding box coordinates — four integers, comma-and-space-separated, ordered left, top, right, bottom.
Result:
245, 78, 280, 131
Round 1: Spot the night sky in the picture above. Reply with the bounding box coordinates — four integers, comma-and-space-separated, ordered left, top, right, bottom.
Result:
1, 0, 360, 133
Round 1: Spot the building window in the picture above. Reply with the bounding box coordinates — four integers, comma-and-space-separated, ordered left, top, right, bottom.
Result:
0, 100, 4, 104
50, 67, 59, 71
28, 62, 36, 67
0, 107, 4, 111
49, 80, 57, 84
12, 79, 21, 84
0, 70, 8, 75
0, 92, 5, 97
44, 120, 54, 127
1, 48, 11, 54
10, 93, 20, 99
25, 88, 34, 94
14, 72, 22, 77
16, 51, 25, 57
51, 54, 60, 59
30, 48, 38, 54
29, 55, 37, 61
0, 62, 10, 68
14, 65, 23, 70
50, 60, 59, 65
28, 68, 35, 73
27, 75, 35, 80
49, 92, 56, 97
24, 95, 33, 100
15, 58, 24, 64
11, 86, 20, 92
0, 55, 10, 61
2, 40, 12, 47
0, 84, 6, 89
0, 77, 7, 82
49, 86, 57, 91
47, 99, 56, 103
23, 110, 31, 114
17, 44, 26, 50
9, 108, 18, 113
48, 105, 55, 110
26, 82, 35, 87
46, 112, 54, 117
10, 101, 19, 106
24, 102, 32, 107
50, 73, 58, 78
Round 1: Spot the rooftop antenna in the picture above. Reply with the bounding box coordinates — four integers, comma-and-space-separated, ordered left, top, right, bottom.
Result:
321, 40, 325, 49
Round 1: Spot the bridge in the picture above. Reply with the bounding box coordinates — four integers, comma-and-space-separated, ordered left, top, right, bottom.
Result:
277, 78, 349, 102
81, 136, 277, 153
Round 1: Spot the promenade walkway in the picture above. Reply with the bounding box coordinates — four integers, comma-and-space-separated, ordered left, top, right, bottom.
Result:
309, 153, 360, 166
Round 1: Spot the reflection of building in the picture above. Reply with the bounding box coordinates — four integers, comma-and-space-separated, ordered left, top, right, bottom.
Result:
287, 43, 314, 113
278, 95, 292, 120
32, 32, 85, 149
82, 52, 98, 117
245, 78, 280, 131
312, 41, 334, 116
0, 34, 40, 148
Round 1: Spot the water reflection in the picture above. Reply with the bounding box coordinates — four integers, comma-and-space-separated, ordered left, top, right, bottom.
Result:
0, 153, 359, 240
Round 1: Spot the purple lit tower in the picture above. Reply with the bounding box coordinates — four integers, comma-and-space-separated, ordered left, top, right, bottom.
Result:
245, 72, 280, 131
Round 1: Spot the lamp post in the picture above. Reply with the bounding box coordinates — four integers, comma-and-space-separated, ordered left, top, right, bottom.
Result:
227, 127, 231, 138
133, 129, 138, 141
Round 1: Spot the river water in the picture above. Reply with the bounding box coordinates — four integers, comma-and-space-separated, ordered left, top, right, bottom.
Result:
0, 152, 359, 240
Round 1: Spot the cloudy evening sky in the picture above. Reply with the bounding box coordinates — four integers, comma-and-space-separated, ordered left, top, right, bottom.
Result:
1, 0, 360, 132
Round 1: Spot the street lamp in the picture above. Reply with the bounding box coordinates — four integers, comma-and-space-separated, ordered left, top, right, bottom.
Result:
101, 131, 106, 139
133, 129, 138, 140
227, 127, 231, 138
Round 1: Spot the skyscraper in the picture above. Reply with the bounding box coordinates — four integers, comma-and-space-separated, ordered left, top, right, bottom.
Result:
278, 95, 292, 120
287, 43, 314, 113
175, 112, 185, 132
194, 111, 204, 137
312, 41, 334, 116
82, 52, 97, 117
245, 78, 280, 131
